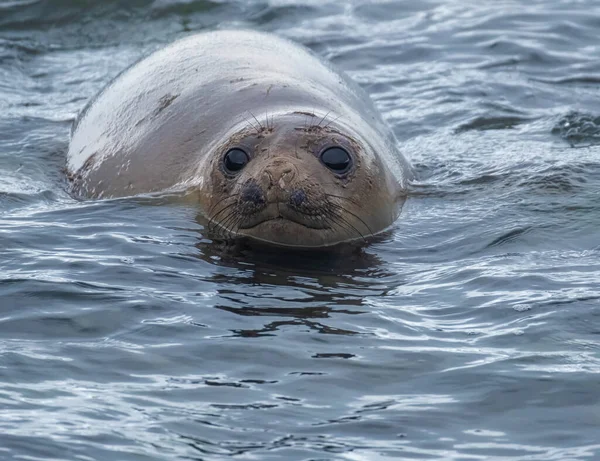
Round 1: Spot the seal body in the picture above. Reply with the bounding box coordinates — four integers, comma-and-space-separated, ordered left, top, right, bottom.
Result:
67, 30, 412, 248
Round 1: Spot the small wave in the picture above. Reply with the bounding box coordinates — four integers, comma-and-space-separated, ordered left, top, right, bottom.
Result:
533, 74, 600, 85
517, 162, 592, 193
455, 115, 532, 133
484, 226, 532, 249
552, 111, 600, 146
150, 0, 223, 18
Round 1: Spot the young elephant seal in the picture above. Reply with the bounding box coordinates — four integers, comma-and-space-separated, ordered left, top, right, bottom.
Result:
67, 30, 412, 248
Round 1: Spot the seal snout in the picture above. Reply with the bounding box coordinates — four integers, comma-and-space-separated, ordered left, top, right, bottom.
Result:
240, 178, 307, 212
235, 155, 329, 231
261, 157, 297, 192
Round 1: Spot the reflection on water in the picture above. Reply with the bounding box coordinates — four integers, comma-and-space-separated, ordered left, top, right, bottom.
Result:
1, 0, 600, 460
194, 225, 390, 338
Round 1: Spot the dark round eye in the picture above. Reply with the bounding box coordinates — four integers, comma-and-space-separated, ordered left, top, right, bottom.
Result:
320, 147, 352, 173
223, 148, 249, 173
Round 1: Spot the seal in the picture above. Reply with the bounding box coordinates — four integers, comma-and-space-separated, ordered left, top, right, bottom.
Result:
67, 30, 412, 248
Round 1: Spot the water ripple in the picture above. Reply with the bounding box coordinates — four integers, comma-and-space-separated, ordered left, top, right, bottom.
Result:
1, 0, 600, 460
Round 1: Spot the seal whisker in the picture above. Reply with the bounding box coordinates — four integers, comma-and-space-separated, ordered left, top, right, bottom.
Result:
323, 114, 342, 129
209, 212, 234, 237
307, 108, 316, 130
248, 111, 264, 131
218, 207, 243, 238
328, 212, 365, 242
243, 116, 261, 135
265, 109, 273, 131
310, 204, 359, 240
216, 211, 236, 238
208, 201, 239, 234
208, 206, 232, 233
208, 198, 238, 223
322, 192, 363, 208
334, 212, 367, 241
328, 200, 374, 236
316, 110, 332, 128
213, 211, 239, 240
321, 213, 355, 240
207, 194, 240, 216
231, 214, 246, 237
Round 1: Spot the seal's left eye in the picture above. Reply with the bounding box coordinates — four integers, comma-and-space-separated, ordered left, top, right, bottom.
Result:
320, 147, 352, 174
224, 148, 249, 173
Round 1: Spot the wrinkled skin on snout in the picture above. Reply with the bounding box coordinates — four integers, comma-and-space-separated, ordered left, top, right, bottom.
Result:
199, 113, 404, 248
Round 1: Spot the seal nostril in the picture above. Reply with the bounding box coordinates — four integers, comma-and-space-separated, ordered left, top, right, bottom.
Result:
290, 189, 306, 207
241, 182, 265, 205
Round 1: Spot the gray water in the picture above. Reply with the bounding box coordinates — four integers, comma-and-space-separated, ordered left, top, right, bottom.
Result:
1, 0, 600, 460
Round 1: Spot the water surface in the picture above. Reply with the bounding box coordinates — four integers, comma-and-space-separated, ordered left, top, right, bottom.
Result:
1, 0, 599, 460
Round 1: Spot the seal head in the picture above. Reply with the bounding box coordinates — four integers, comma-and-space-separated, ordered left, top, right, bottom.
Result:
202, 112, 403, 248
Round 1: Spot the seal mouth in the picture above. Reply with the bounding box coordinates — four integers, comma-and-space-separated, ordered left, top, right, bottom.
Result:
236, 215, 352, 249
238, 203, 330, 230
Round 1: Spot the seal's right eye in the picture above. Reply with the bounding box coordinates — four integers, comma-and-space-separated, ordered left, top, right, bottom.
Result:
223, 148, 249, 173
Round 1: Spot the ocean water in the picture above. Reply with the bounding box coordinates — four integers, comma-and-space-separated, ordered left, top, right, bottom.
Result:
1, 0, 599, 460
